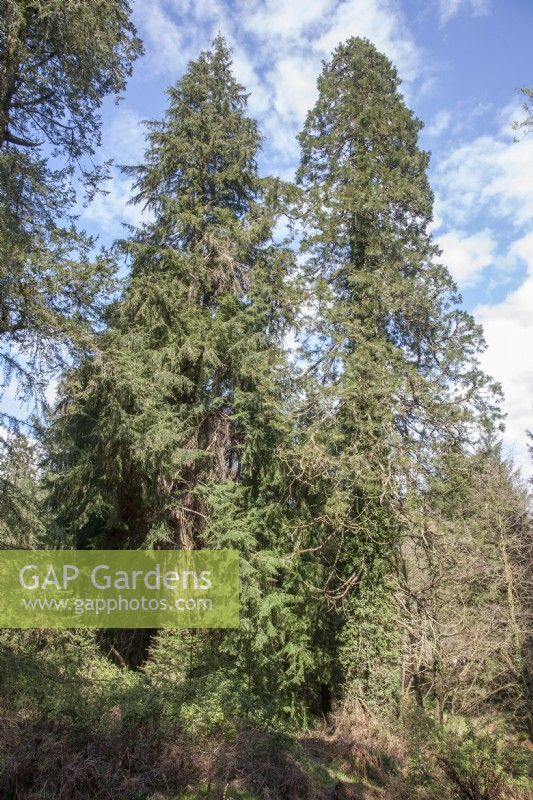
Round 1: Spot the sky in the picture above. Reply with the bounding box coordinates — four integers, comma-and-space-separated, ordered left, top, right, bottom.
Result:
58, 0, 533, 475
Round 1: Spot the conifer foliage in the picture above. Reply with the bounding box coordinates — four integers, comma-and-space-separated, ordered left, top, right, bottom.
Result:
291, 38, 502, 708
0, 0, 142, 407
47, 37, 295, 553
23, 35, 532, 767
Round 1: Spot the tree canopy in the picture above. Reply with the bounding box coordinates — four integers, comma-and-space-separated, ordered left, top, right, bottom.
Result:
0, 0, 142, 421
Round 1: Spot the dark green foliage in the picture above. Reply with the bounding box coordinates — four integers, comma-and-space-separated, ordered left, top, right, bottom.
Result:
338, 579, 402, 711
46, 37, 295, 550
297, 37, 499, 475
44, 39, 318, 709
0, 0, 141, 157
0, 0, 142, 420
292, 37, 501, 709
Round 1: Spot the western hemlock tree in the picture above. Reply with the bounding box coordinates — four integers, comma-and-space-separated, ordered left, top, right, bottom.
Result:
46, 36, 294, 550
45, 39, 315, 700
293, 37, 501, 710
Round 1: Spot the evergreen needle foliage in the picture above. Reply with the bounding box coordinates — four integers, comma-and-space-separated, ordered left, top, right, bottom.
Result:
46, 37, 295, 551
290, 37, 503, 710
0, 0, 142, 394
0, 0, 142, 527
1, 33, 531, 800
45, 39, 313, 702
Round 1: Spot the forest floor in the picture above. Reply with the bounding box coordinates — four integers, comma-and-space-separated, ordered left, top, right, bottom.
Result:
2, 699, 532, 800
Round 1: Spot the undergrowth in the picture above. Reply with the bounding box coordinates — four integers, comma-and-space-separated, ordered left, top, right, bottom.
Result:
0, 634, 531, 800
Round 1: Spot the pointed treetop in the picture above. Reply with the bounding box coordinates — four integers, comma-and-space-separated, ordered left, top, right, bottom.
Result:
127, 35, 260, 229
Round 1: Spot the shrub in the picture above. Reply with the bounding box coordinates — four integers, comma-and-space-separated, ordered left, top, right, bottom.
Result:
435, 725, 533, 800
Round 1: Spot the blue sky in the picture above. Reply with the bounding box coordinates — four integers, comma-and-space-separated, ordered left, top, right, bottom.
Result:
74, 0, 533, 473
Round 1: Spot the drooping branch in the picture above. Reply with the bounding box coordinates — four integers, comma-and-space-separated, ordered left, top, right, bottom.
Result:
2, 128, 41, 147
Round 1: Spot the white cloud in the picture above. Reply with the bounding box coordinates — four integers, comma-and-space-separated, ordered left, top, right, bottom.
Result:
133, 1, 186, 74
425, 110, 452, 137
268, 56, 319, 123
82, 110, 149, 239
437, 228, 496, 286
423, 103, 491, 141
244, 0, 335, 40
45, 379, 58, 408
83, 174, 149, 237
132, 0, 423, 173
104, 108, 146, 164
169, 0, 223, 18
475, 234, 533, 475
313, 0, 420, 81
438, 0, 490, 25
230, 47, 270, 116
509, 230, 533, 269
434, 130, 533, 227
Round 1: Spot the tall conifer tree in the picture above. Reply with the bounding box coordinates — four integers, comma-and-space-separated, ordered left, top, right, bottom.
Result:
45, 39, 310, 696
293, 37, 501, 708
47, 36, 294, 550
0, 0, 142, 531
0, 0, 142, 404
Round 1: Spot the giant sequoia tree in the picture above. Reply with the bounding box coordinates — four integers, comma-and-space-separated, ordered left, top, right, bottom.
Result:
292, 37, 501, 709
